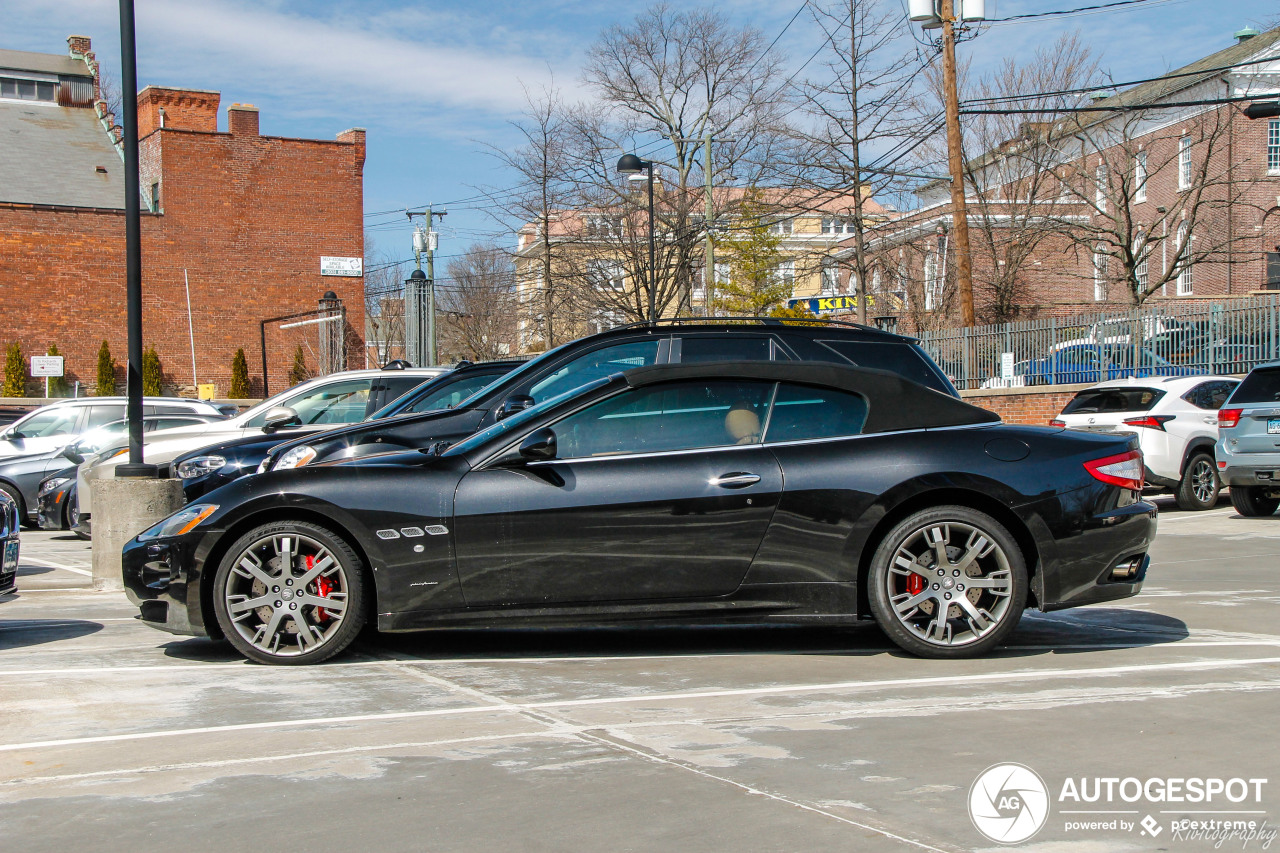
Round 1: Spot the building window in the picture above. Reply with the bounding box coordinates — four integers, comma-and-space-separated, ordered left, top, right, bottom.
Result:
588, 310, 625, 335
1269, 120, 1280, 174
871, 267, 882, 294
1134, 240, 1149, 295
1134, 151, 1147, 203
924, 252, 940, 310
1176, 223, 1193, 295
1093, 246, 1108, 302
588, 260, 625, 292
585, 215, 625, 238
768, 217, 793, 236
1178, 136, 1192, 190
821, 217, 853, 235
1094, 162, 1108, 213
150, 182, 160, 211
772, 259, 795, 292
0, 76, 56, 102
820, 257, 839, 294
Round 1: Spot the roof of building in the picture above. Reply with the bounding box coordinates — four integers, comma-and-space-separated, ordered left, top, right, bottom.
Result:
0, 47, 91, 78
0, 99, 124, 209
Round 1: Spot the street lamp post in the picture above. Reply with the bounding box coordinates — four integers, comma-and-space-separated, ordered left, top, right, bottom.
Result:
617, 154, 656, 323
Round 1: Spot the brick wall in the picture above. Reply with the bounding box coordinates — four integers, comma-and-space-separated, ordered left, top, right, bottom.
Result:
0, 93, 366, 397
959, 384, 1090, 425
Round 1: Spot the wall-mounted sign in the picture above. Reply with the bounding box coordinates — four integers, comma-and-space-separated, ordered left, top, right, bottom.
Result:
787, 294, 903, 314
30, 356, 64, 377
321, 256, 363, 277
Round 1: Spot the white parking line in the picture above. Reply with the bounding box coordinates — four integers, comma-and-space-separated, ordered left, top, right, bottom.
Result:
20, 557, 91, 576
1157, 509, 1238, 522
1, 655, 1277, 754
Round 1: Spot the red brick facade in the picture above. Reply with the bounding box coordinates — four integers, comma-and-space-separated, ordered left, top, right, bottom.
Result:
0, 40, 366, 397
960, 385, 1086, 425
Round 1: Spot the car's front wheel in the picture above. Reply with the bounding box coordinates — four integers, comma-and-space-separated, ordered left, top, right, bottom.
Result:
1230, 487, 1280, 518
212, 521, 367, 665
868, 506, 1027, 658
1175, 452, 1220, 511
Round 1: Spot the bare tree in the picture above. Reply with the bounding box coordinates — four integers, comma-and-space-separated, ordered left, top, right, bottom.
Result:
960, 33, 1099, 322
439, 245, 521, 361
775, 0, 924, 324
363, 235, 408, 365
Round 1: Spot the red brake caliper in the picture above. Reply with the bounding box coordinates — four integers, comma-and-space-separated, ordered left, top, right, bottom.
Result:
907, 573, 925, 596
306, 555, 335, 622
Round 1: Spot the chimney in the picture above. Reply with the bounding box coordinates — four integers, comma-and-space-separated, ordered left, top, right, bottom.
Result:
227, 103, 260, 137
67, 35, 92, 57
1235, 27, 1260, 44
137, 87, 220, 137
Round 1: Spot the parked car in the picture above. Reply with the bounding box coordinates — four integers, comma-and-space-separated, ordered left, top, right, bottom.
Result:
172, 360, 525, 502
1216, 361, 1280, 516
1049, 376, 1239, 510
261, 319, 958, 473
0, 397, 225, 461
0, 489, 17, 598
74, 365, 447, 537
124, 360, 1156, 665
0, 413, 223, 527
1024, 344, 1198, 386
35, 464, 79, 533
0, 406, 30, 428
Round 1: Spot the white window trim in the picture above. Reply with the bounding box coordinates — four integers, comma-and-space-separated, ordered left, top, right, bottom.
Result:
1178, 137, 1192, 191
1134, 151, 1147, 203
1093, 246, 1108, 302
1176, 224, 1193, 295
1268, 119, 1280, 176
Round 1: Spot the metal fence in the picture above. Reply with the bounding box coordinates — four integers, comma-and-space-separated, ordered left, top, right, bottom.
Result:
918, 295, 1280, 391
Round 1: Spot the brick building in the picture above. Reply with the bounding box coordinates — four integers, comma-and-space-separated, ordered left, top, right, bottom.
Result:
831, 25, 1280, 333
0, 36, 366, 396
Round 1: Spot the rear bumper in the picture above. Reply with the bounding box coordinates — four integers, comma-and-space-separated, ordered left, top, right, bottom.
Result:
1220, 465, 1280, 488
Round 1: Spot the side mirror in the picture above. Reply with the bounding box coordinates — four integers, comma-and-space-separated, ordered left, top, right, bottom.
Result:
497, 395, 536, 422
4, 428, 22, 440
518, 427, 557, 462
62, 445, 85, 465
261, 406, 302, 433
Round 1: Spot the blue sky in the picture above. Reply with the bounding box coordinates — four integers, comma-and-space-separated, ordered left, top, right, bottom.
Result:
7, 0, 1277, 269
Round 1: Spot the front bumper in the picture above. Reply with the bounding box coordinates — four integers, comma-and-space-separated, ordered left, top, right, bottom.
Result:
1, 533, 17, 596
122, 532, 218, 637
36, 489, 67, 530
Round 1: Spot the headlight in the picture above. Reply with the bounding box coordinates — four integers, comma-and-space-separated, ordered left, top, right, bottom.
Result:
175, 455, 226, 479
39, 477, 70, 497
274, 445, 317, 470
137, 504, 219, 541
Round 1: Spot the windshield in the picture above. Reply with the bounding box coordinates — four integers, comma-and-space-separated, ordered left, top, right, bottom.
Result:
1229, 368, 1280, 405
447, 343, 575, 411
444, 377, 614, 458
367, 370, 507, 420
1062, 388, 1164, 414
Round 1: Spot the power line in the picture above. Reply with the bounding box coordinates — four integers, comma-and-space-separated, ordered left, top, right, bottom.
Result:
985, 0, 1176, 23
959, 92, 1264, 114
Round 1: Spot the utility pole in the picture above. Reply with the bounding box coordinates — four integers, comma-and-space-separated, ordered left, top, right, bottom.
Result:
939, 0, 975, 327
677, 135, 734, 315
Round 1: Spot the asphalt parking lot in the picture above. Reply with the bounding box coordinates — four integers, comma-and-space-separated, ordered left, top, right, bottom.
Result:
1, 496, 1277, 852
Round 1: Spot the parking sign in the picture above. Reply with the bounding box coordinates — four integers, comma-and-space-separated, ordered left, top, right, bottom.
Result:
30, 356, 64, 377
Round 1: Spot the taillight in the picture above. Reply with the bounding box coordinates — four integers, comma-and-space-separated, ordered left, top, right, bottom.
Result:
1085, 449, 1144, 492
1122, 415, 1175, 431
1218, 408, 1242, 429
1049, 418, 1066, 427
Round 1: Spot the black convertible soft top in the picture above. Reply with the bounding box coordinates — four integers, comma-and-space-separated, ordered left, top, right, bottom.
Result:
623, 361, 1000, 434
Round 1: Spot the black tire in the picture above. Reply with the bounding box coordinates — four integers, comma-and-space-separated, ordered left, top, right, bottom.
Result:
64, 489, 79, 532
0, 482, 32, 530
867, 505, 1028, 659
1230, 486, 1280, 518
212, 520, 368, 665
1175, 452, 1220, 511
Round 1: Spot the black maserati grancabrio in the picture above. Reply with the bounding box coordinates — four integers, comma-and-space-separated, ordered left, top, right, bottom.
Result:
123, 361, 1157, 665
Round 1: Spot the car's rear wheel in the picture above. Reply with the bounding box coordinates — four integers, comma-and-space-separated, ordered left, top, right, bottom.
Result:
212, 521, 367, 665
1230, 487, 1280, 518
1176, 452, 1220, 511
868, 506, 1027, 659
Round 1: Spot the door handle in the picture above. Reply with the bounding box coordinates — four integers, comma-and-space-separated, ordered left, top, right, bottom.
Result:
711, 472, 760, 489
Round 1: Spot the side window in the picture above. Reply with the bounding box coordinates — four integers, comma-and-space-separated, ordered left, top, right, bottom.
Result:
246, 379, 374, 427
150, 404, 197, 416
85, 405, 125, 429
149, 417, 204, 431
765, 383, 868, 443
406, 373, 503, 414
371, 376, 432, 414
678, 336, 773, 363
13, 407, 82, 438
528, 341, 660, 402
1192, 381, 1237, 410
817, 340, 950, 394
553, 380, 775, 459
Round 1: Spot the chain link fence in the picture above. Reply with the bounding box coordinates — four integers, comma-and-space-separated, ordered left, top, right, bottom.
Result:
918, 296, 1280, 391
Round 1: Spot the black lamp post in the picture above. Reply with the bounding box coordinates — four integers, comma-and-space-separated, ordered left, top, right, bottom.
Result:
617, 153, 656, 322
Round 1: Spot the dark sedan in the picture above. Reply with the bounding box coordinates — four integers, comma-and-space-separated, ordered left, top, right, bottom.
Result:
1, 489, 18, 597
35, 464, 79, 532
124, 361, 1156, 665
171, 359, 525, 502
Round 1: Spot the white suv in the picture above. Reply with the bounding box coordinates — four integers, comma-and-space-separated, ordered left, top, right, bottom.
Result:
1050, 375, 1239, 511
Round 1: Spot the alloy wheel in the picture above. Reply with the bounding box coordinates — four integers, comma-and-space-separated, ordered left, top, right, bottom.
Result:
884, 521, 1015, 648
223, 532, 350, 658
1190, 459, 1216, 505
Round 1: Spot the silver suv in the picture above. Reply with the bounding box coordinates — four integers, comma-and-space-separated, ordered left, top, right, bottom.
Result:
1216, 361, 1280, 516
